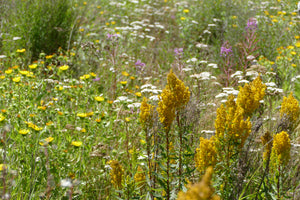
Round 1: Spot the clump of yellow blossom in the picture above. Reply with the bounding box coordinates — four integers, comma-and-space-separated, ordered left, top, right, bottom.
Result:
108, 160, 124, 189
134, 166, 145, 186
195, 137, 217, 173
39, 137, 54, 146
261, 131, 272, 160
139, 97, 154, 129
280, 92, 300, 124
270, 131, 290, 168
59, 65, 69, 71
177, 167, 220, 200
157, 70, 190, 131
71, 141, 82, 147
19, 129, 30, 135
236, 76, 266, 116
215, 95, 252, 150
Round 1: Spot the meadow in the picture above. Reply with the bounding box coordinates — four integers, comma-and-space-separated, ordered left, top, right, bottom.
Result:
0, 0, 299, 199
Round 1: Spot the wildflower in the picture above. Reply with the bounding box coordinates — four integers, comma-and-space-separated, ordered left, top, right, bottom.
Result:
5, 69, 12, 74
246, 18, 257, 30
12, 77, 21, 83
0, 164, 7, 171
95, 96, 105, 102
280, 92, 300, 123
135, 92, 142, 97
59, 65, 69, 71
45, 55, 53, 59
236, 76, 266, 116
183, 9, 189, 13
39, 137, 54, 146
140, 97, 154, 128
261, 131, 272, 160
19, 129, 30, 135
80, 74, 90, 80
27, 122, 43, 131
60, 179, 72, 188
134, 166, 145, 186
270, 131, 290, 167
122, 71, 129, 76
108, 160, 124, 189
220, 41, 233, 57
174, 48, 184, 56
16, 49, 26, 53
93, 77, 100, 82
120, 81, 127, 85
28, 64, 38, 69
19, 70, 29, 75
177, 167, 220, 200
71, 141, 82, 147
77, 113, 88, 118
195, 137, 217, 173
125, 117, 130, 122
0, 114, 6, 122
180, 17, 186, 20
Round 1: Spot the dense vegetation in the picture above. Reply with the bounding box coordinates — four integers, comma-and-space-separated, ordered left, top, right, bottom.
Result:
0, 0, 299, 199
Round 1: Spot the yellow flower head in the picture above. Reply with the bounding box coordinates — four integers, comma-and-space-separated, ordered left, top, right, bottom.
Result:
280, 92, 300, 123
59, 65, 69, 71
236, 76, 266, 116
71, 141, 82, 147
271, 131, 290, 167
16, 49, 26, 53
77, 113, 88, 118
261, 131, 272, 160
134, 166, 145, 186
108, 160, 124, 189
139, 97, 154, 128
177, 167, 220, 200
195, 137, 217, 173
29, 64, 38, 69
95, 96, 105, 102
5, 69, 13, 74
12, 77, 21, 83
19, 129, 30, 135
39, 137, 54, 146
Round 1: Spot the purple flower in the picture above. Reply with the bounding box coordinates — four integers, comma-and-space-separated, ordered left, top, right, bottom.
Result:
93, 77, 100, 82
246, 18, 257, 30
107, 33, 119, 39
135, 60, 146, 67
220, 42, 233, 57
174, 48, 183, 56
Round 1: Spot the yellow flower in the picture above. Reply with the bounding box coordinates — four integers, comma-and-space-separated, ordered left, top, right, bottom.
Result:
77, 113, 88, 118
27, 122, 43, 131
46, 55, 53, 59
180, 17, 186, 20
0, 114, 5, 122
80, 128, 86, 133
295, 42, 300, 48
130, 76, 135, 80
135, 92, 142, 97
71, 141, 82, 147
125, 117, 130, 122
261, 131, 272, 160
177, 167, 220, 200
122, 71, 129, 76
140, 97, 154, 128
5, 69, 12, 74
19, 70, 29, 75
80, 74, 90, 80
195, 137, 217, 173
183, 9, 189, 13
236, 76, 266, 116
0, 75, 5, 79
280, 92, 300, 123
272, 19, 278, 23
95, 96, 105, 102
46, 121, 53, 126
231, 15, 237, 19
0, 164, 7, 171
90, 72, 97, 77
290, 51, 297, 55
134, 166, 145, 186
19, 129, 30, 135
108, 160, 124, 189
16, 49, 26, 53
95, 118, 101, 123
59, 65, 69, 71
270, 131, 290, 167
29, 64, 38, 69
120, 81, 127, 85
111, 21, 116, 25
12, 76, 21, 83
39, 137, 54, 146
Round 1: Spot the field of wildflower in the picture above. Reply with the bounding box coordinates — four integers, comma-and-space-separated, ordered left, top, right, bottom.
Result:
0, 0, 300, 199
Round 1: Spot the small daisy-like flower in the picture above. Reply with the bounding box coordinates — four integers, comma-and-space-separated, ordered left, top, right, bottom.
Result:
19, 70, 29, 75
95, 118, 101, 122
12, 77, 21, 83
77, 113, 88, 118
39, 137, 54, 146
122, 71, 129, 76
183, 9, 189, 13
95, 96, 105, 102
135, 92, 142, 97
29, 64, 38, 69
16, 49, 26, 53
0, 114, 5, 122
5, 69, 12, 74
19, 129, 30, 135
71, 141, 82, 147
120, 81, 127, 85
59, 65, 69, 71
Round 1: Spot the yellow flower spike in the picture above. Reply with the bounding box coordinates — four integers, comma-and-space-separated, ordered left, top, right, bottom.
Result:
236, 76, 266, 116
177, 167, 220, 200
134, 166, 146, 186
95, 96, 105, 102
108, 160, 124, 189
140, 97, 154, 128
195, 137, 217, 173
19, 129, 30, 135
280, 92, 300, 123
59, 65, 69, 71
261, 131, 272, 160
270, 131, 290, 167
71, 141, 82, 147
